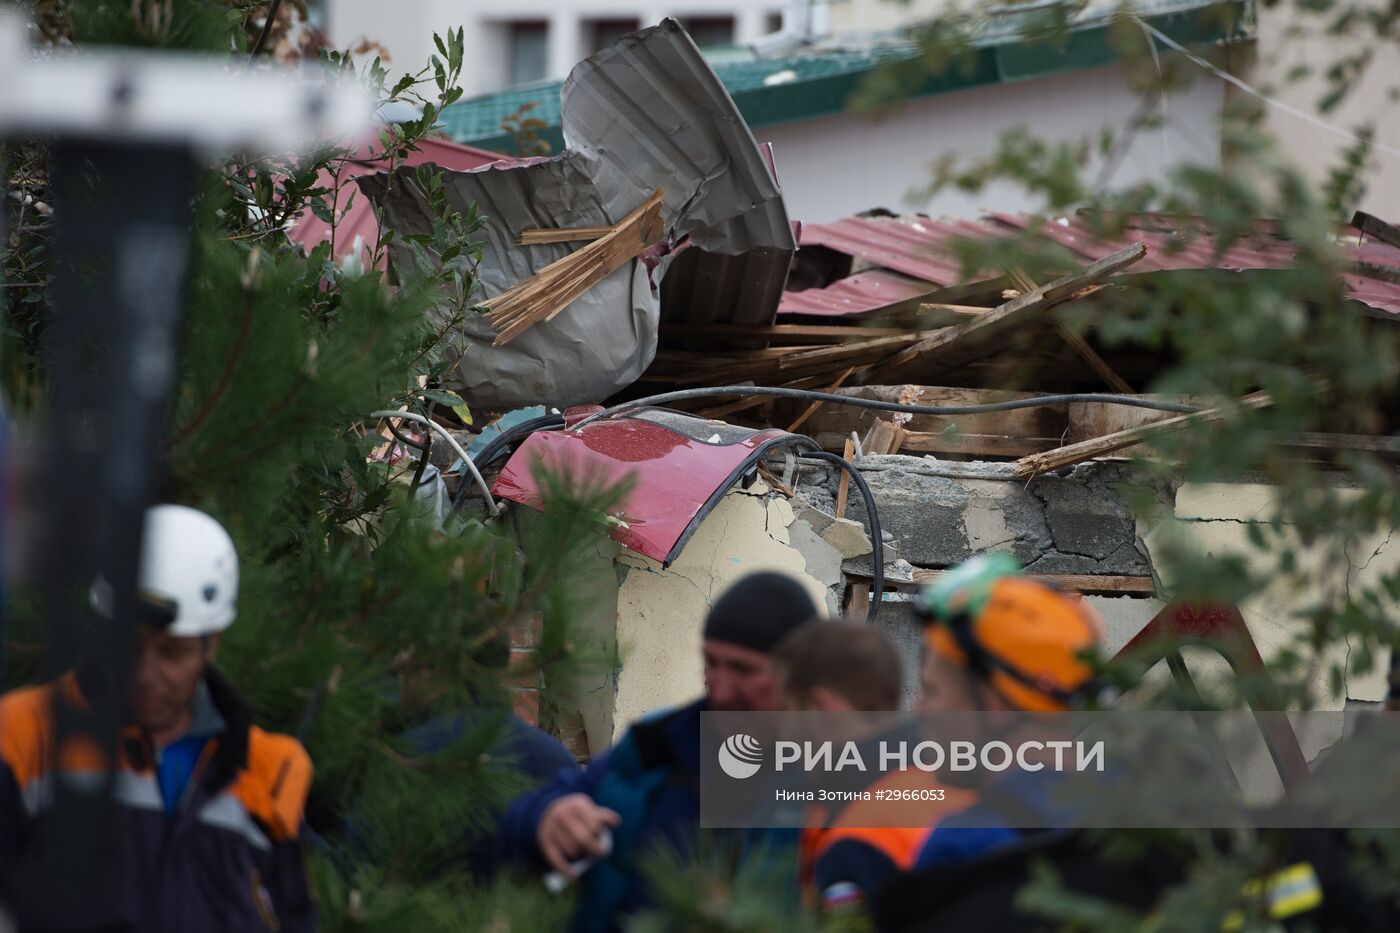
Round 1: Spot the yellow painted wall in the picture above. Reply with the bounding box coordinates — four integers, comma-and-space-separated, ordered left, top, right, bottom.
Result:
610, 486, 831, 740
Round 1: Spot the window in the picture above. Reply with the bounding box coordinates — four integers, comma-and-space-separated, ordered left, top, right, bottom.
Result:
508, 21, 548, 86
678, 15, 736, 49
765, 11, 783, 33
587, 18, 640, 53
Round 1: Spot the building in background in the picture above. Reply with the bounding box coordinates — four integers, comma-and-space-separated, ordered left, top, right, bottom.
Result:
819, 0, 1399, 220
434, 0, 1246, 222
326, 0, 797, 97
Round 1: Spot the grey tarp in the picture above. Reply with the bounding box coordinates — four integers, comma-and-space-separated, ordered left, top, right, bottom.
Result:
360, 18, 795, 410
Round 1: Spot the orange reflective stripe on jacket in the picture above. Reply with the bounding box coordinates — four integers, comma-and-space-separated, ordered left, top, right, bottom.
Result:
800, 767, 979, 900
0, 670, 316, 932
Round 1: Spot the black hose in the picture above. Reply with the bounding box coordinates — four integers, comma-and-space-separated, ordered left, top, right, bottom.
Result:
806, 451, 884, 623
449, 413, 566, 512
574, 387, 1201, 431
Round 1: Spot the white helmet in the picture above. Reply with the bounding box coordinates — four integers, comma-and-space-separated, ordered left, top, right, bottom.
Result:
135, 504, 240, 637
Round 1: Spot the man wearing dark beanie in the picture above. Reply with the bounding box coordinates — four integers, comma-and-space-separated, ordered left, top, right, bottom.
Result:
502, 570, 820, 930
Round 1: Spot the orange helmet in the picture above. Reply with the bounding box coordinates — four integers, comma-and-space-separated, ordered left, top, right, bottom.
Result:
919, 555, 1104, 711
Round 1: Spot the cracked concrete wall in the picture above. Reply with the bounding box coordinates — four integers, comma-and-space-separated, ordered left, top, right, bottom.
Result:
610, 485, 836, 740
796, 455, 1396, 718
795, 458, 1167, 575
1147, 482, 1399, 715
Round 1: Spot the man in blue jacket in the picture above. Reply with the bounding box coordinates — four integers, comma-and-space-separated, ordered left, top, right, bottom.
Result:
501, 571, 820, 930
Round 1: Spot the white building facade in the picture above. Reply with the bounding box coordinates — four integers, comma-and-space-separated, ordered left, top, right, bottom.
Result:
327, 0, 796, 96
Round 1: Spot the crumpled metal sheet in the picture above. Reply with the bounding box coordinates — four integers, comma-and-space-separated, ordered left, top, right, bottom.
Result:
362, 19, 795, 411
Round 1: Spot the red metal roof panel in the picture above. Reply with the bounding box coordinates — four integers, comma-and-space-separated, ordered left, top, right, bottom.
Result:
778, 270, 936, 317
785, 211, 1400, 317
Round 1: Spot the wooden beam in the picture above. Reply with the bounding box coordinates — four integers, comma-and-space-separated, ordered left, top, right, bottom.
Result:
916, 302, 992, 316
1275, 431, 1400, 455
517, 226, 611, 245
1352, 210, 1400, 250
804, 385, 1070, 455
1013, 390, 1271, 479
835, 438, 855, 519
848, 568, 1157, 596
846, 581, 872, 616
486, 190, 664, 346
860, 419, 907, 456
895, 431, 1064, 458
692, 375, 830, 419
861, 243, 1148, 381
787, 366, 856, 432
916, 570, 1157, 596
660, 323, 917, 344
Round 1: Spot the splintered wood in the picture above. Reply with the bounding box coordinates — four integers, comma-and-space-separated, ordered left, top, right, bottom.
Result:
863, 242, 1148, 382
1012, 390, 1272, 478
516, 226, 612, 245
486, 190, 664, 346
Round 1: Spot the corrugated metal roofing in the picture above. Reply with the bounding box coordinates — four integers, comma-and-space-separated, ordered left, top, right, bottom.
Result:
779, 269, 936, 316
357, 19, 794, 410
287, 133, 505, 268
779, 212, 1400, 317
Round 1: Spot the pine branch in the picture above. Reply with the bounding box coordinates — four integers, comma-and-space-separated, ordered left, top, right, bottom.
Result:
168, 255, 259, 449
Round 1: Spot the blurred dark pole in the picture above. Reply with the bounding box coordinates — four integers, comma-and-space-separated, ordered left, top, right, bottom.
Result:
6, 141, 195, 925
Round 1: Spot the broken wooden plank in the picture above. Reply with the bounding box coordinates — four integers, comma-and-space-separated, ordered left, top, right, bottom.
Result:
1352, 210, 1400, 251
1013, 390, 1271, 478
692, 375, 831, 419
660, 323, 918, 344
915, 569, 1157, 596
757, 465, 797, 497
1065, 396, 1192, 444
814, 430, 1068, 458
805, 385, 1070, 453
1274, 432, 1400, 455
916, 302, 992, 316
787, 366, 856, 433
895, 431, 1065, 458
517, 226, 612, 245
862, 242, 1148, 381
835, 438, 855, 519
848, 567, 1157, 597
860, 419, 906, 456
486, 190, 664, 346
846, 581, 872, 616
680, 335, 925, 387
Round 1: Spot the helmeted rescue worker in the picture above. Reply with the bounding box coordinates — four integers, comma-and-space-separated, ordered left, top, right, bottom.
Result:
772, 620, 977, 917
0, 504, 315, 932
912, 551, 1105, 870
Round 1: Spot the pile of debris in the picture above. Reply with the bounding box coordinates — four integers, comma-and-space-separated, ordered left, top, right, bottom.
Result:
345, 18, 1400, 563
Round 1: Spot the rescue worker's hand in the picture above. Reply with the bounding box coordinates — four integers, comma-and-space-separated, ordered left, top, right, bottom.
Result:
538, 793, 621, 877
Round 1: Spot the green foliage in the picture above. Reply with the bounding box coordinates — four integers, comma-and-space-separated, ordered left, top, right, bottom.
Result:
627, 838, 819, 933
309, 855, 574, 931
844, 0, 1400, 926
1, 6, 620, 927
500, 102, 554, 158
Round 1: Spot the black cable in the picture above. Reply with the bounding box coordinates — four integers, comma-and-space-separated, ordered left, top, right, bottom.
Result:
575, 387, 1202, 431
449, 413, 567, 512
806, 451, 884, 623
